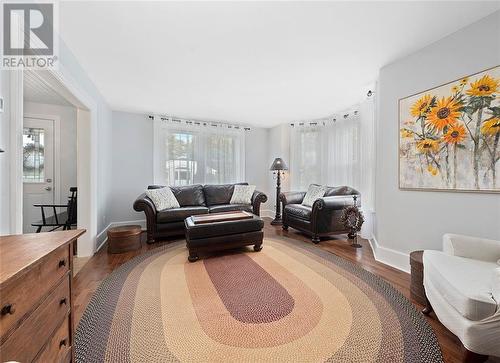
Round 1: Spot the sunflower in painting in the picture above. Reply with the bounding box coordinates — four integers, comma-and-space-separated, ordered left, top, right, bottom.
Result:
481, 117, 500, 136
427, 165, 439, 176
400, 129, 413, 138
426, 97, 461, 131
416, 138, 440, 154
443, 124, 467, 144
465, 75, 498, 97
410, 94, 432, 117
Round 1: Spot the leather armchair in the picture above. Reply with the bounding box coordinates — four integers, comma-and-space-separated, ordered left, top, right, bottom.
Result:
134, 183, 267, 243
279, 185, 360, 243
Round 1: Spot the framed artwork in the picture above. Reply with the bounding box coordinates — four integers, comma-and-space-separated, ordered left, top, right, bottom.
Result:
399, 66, 499, 193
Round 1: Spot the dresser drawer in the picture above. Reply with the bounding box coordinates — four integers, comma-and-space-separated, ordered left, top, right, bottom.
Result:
0, 275, 70, 363
0, 244, 70, 341
34, 314, 71, 363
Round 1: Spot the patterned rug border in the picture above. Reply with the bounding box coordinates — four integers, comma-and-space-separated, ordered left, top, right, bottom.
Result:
75, 236, 443, 363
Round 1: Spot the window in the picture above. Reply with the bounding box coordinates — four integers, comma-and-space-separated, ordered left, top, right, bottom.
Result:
154, 118, 245, 186
23, 127, 45, 182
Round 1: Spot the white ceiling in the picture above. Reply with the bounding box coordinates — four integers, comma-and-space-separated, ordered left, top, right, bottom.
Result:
60, 1, 499, 127
24, 70, 74, 107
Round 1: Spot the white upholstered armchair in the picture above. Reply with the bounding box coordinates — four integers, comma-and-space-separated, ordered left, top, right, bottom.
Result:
423, 234, 500, 362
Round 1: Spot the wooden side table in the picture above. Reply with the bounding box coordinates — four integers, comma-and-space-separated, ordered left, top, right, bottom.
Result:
410, 250, 426, 306
107, 225, 142, 254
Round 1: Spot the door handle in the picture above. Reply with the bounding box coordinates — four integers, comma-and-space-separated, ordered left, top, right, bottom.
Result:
45, 186, 52, 191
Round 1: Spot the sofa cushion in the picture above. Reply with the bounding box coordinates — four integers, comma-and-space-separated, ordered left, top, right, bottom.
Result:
285, 204, 312, 220
302, 184, 327, 207
157, 206, 209, 223
170, 184, 206, 206
145, 187, 180, 210
423, 250, 498, 321
209, 204, 253, 214
203, 183, 247, 206
230, 185, 255, 205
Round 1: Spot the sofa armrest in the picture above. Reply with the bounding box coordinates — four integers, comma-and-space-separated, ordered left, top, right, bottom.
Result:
133, 193, 157, 242
251, 190, 268, 216
443, 233, 500, 263
279, 191, 306, 206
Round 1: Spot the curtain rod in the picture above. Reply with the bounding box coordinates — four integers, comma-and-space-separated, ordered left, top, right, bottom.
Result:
289, 88, 374, 127
147, 115, 251, 131
290, 110, 360, 127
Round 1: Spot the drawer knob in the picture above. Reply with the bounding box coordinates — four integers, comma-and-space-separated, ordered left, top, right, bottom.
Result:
59, 339, 67, 348
60, 297, 67, 306
1, 303, 15, 316
58, 259, 66, 268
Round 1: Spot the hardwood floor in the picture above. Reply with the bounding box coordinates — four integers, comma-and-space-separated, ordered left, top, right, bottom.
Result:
73, 219, 498, 363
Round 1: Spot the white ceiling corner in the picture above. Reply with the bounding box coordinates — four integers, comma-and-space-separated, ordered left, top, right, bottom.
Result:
59, 1, 500, 127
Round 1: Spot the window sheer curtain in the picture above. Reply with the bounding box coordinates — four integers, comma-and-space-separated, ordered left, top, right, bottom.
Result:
153, 117, 245, 186
289, 96, 376, 238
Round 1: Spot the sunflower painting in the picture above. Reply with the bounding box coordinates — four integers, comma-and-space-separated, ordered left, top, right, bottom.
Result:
399, 66, 500, 192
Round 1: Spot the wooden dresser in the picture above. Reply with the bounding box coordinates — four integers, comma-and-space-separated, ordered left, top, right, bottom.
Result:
0, 230, 85, 363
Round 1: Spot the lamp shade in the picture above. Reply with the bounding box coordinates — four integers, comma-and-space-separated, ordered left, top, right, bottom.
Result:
270, 157, 288, 171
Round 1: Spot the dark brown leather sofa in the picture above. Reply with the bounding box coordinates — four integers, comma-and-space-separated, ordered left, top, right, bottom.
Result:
134, 183, 267, 243
279, 184, 360, 243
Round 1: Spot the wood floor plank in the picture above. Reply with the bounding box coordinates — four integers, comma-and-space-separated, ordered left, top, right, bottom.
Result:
72, 219, 499, 362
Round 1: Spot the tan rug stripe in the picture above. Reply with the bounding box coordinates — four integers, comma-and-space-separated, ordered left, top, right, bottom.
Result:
184, 250, 324, 347
128, 246, 185, 362
159, 250, 361, 362
104, 250, 175, 362
268, 239, 405, 362
262, 242, 387, 362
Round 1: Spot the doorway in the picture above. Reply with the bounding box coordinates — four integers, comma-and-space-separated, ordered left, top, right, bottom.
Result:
21, 70, 79, 237
22, 117, 56, 233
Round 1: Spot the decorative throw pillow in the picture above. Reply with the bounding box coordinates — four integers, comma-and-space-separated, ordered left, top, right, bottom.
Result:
145, 187, 180, 210
230, 185, 256, 205
302, 184, 327, 207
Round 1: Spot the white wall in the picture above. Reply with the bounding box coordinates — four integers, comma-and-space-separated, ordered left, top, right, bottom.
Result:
23, 102, 77, 203
108, 111, 272, 224
375, 11, 500, 271
0, 71, 10, 234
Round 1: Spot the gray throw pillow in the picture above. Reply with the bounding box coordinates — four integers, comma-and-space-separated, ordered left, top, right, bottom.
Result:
230, 185, 256, 205
302, 184, 327, 207
145, 187, 180, 210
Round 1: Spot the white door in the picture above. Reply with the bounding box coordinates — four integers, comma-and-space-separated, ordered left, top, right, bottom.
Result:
23, 117, 55, 233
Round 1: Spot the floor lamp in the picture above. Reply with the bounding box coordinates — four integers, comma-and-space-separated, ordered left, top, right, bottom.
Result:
270, 157, 288, 225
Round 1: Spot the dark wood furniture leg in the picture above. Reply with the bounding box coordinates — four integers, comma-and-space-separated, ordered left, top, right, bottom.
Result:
312, 235, 320, 244
422, 296, 433, 315
188, 252, 199, 263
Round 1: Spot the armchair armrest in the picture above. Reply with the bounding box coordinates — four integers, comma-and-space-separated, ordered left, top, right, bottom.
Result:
251, 190, 267, 216
279, 191, 306, 206
312, 195, 360, 211
443, 233, 500, 263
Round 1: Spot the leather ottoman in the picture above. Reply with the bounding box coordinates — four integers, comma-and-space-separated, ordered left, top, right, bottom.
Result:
184, 212, 264, 262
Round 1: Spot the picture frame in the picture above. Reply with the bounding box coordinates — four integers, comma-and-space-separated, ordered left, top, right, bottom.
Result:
399, 65, 500, 193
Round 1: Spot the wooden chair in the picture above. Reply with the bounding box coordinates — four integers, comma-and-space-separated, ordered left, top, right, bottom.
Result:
32, 187, 77, 233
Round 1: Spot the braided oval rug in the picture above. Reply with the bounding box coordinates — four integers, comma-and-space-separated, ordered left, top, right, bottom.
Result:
75, 237, 443, 363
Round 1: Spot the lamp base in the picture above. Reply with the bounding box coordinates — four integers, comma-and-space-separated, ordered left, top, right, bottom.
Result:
270, 218, 282, 226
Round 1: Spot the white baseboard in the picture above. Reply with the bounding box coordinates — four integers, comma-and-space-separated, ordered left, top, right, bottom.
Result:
94, 219, 146, 254
368, 236, 410, 273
